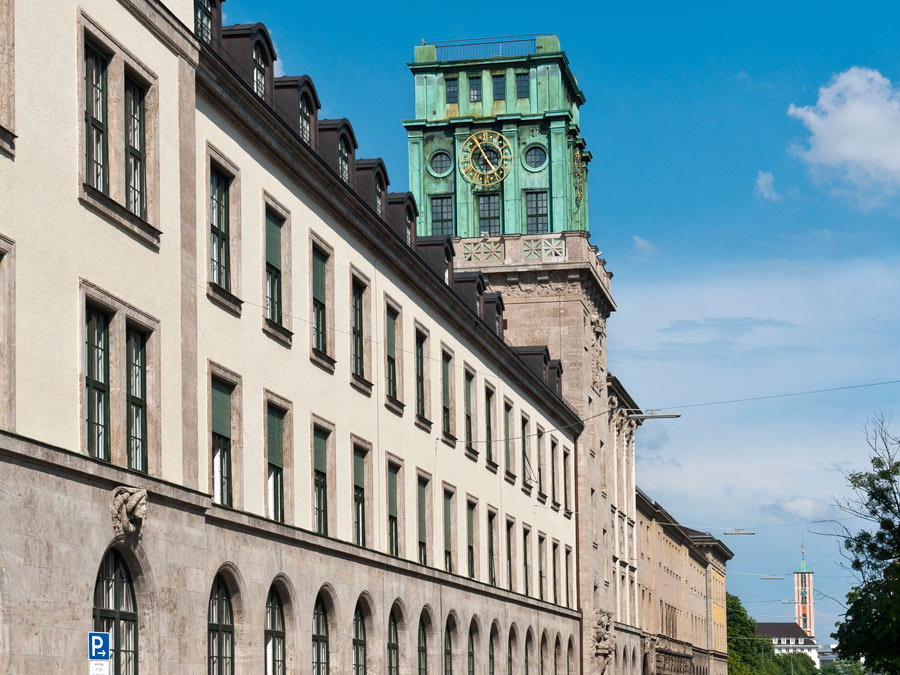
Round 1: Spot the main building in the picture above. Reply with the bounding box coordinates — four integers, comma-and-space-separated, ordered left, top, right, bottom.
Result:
0, 2, 729, 674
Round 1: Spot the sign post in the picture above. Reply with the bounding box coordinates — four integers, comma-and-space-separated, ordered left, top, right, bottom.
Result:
89, 632, 111, 675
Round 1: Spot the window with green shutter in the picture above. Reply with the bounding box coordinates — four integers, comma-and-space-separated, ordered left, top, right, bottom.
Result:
417, 478, 427, 564
552, 542, 559, 604
520, 417, 528, 486
522, 529, 530, 596
126, 327, 147, 473
537, 430, 544, 494
313, 428, 328, 534
563, 450, 570, 511
504, 403, 512, 472
443, 491, 453, 572
505, 521, 513, 591
386, 308, 398, 399
267, 405, 284, 522
211, 378, 232, 506
485, 388, 494, 462
353, 446, 366, 546
265, 210, 282, 325
441, 353, 451, 434
210, 168, 230, 290
415, 332, 425, 417
387, 463, 399, 556
538, 536, 545, 600
85, 43, 108, 194
352, 281, 365, 378
86, 306, 110, 462
466, 502, 475, 579
125, 77, 146, 219
464, 372, 473, 449
551, 440, 558, 504
487, 512, 496, 586
312, 247, 327, 353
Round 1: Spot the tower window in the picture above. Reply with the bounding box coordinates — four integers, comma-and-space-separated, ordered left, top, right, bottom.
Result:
493, 74, 505, 101
446, 78, 458, 104
516, 73, 529, 99
477, 194, 501, 236
431, 195, 454, 236
525, 146, 547, 169
469, 74, 482, 103
430, 151, 452, 175
525, 191, 548, 234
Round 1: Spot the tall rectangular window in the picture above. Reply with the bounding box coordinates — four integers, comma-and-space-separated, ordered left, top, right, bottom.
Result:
195, 0, 213, 43
520, 417, 529, 486
209, 168, 230, 290
563, 450, 570, 510
312, 247, 327, 353
417, 478, 428, 564
516, 72, 529, 99
487, 512, 496, 586
86, 307, 110, 461
351, 280, 365, 378
469, 74, 482, 102
441, 352, 451, 435
353, 446, 366, 546
552, 542, 559, 604
388, 463, 400, 556
522, 528, 530, 596
313, 428, 328, 534
551, 439, 558, 504
126, 328, 147, 473
415, 331, 426, 417
386, 308, 398, 399
538, 535, 546, 600
211, 378, 233, 506
443, 490, 453, 573
485, 388, 494, 463
505, 520, 514, 591
124, 77, 146, 219
445, 78, 458, 104
503, 402, 512, 473
265, 210, 283, 324
84, 43, 108, 193
492, 74, 505, 101
525, 191, 548, 234
464, 371, 474, 449
478, 194, 501, 236
565, 549, 571, 608
466, 501, 476, 578
431, 196, 454, 236
267, 405, 285, 522
537, 429, 545, 494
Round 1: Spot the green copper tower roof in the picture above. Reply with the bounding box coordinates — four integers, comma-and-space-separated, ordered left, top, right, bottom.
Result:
795, 548, 813, 574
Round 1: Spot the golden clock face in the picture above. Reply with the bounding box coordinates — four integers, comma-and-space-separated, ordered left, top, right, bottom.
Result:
573, 150, 585, 207
458, 131, 514, 186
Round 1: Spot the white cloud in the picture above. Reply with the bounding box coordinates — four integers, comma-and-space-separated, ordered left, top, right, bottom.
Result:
789, 67, 900, 207
762, 496, 837, 521
632, 235, 658, 256
754, 170, 781, 202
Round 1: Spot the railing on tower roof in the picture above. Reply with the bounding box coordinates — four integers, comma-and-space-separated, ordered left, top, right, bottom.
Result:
425, 34, 551, 62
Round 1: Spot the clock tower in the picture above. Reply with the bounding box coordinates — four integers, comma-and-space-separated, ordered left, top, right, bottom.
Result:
795, 548, 815, 637
403, 34, 590, 237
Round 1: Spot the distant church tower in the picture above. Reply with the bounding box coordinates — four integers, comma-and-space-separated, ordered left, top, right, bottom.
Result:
795, 547, 815, 637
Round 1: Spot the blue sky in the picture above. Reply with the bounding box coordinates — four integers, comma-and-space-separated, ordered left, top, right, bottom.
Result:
224, 0, 900, 640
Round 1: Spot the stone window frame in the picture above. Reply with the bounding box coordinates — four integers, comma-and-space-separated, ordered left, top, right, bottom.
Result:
80, 279, 162, 475
382, 293, 404, 416
484, 383, 497, 471
0, 0, 14, 157
537, 532, 547, 601
348, 265, 373, 395
415, 468, 433, 567
551, 539, 560, 605
207, 361, 243, 508
309, 230, 335, 372
521, 523, 532, 597
205, 143, 243, 315
0, 234, 14, 430
535, 424, 547, 502
562, 446, 572, 517
349, 433, 374, 549
385, 451, 406, 559
550, 436, 560, 511
564, 546, 573, 608
261, 191, 293, 346
412, 321, 431, 431
442, 482, 457, 574
77, 11, 162, 248
462, 364, 478, 461
485, 505, 499, 586
504, 515, 517, 592
263, 389, 293, 524
309, 413, 336, 535
520, 412, 532, 493
439, 343, 456, 447
465, 495, 480, 580
502, 397, 516, 483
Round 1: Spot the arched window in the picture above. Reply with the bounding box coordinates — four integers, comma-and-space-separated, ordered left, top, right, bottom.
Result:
489, 634, 495, 675
467, 628, 475, 675
312, 597, 329, 675
507, 634, 513, 675
418, 618, 428, 675
387, 614, 400, 675
339, 137, 350, 183
375, 176, 384, 216
299, 95, 311, 144
265, 588, 285, 675
253, 44, 266, 99
353, 606, 366, 675
444, 626, 453, 675
208, 575, 234, 675
93, 550, 137, 675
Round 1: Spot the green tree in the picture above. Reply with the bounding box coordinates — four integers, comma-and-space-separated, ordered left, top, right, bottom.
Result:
821, 660, 866, 675
832, 416, 900, 675
726, 593, 778, 675
773, 652, 817, 675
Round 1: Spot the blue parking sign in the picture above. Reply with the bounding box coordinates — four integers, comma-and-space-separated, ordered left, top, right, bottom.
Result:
89, 632, 111, 660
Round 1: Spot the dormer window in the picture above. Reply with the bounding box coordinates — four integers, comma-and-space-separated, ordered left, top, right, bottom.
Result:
444, 250, 451, 285
375, 176, 384, 216
195, 0, 213, 43
339, 136, 350, 183
405, 210, 413, 245
253, 44, 266, 99
476, 288, 483, 318
495, 309, 502, 337
299, 95, 311, 144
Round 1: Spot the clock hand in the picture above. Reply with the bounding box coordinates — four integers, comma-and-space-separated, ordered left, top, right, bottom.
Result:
472, 136, 497, 173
